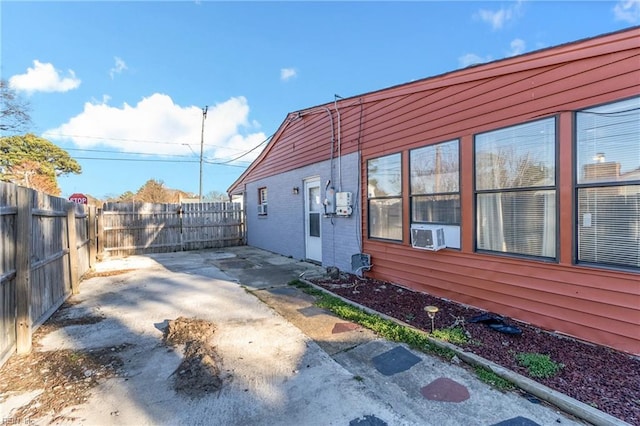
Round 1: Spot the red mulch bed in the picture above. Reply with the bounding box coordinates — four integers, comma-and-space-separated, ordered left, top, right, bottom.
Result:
310, 273, 640, 425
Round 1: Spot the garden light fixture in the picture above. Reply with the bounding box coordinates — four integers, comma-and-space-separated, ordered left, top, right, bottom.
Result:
424, 305, 439, 332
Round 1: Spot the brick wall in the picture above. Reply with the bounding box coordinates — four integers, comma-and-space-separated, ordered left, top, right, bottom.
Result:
245, 152, 362, 273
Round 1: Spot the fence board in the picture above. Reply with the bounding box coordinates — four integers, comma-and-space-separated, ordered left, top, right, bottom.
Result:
0, 182, 18, 363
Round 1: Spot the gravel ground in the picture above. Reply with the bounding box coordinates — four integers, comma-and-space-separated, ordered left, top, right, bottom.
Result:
311, 273, 640, 425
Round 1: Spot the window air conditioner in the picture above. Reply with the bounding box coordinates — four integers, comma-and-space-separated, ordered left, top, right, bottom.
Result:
411, 224, 446, 251
258, 204, 267, 215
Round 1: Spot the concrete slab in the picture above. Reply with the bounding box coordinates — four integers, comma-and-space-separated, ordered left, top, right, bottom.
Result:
3, 246, 585, 426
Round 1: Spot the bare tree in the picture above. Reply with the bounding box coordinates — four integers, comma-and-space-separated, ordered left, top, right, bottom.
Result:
0, 80, 31, 134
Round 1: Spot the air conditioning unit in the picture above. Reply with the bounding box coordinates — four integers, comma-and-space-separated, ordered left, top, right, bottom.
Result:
411, 224, 446, 251
258, 204, 267, 215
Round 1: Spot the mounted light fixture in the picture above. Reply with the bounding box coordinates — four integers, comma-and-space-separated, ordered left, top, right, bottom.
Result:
292, 187, 300, 195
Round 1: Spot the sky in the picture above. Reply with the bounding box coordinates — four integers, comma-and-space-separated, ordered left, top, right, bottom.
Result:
2, 0, 639, 201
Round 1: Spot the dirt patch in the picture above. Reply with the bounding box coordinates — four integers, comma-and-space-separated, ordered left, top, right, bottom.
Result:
0, 301, 128, 422
163, 317, 216, 345
311, 273, 640, 425
162, 317, 223, 397
0, 344, 128, 422
82, 269, 137, 279
31, 301, 105, 342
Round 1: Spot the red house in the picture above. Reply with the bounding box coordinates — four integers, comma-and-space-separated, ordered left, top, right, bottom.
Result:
229, 27, 640, 355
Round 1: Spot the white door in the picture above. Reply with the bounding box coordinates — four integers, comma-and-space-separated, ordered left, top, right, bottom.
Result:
304, 178, 322, 262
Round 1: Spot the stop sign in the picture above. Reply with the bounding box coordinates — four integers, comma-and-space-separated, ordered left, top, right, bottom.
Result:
69, 193, 88, 204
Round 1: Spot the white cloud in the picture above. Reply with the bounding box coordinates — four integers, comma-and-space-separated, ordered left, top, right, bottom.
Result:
476, 0, 524, 30
280, 68, 297, 81
110, 57, 128, 79
508, 38, 526, 56
458, 53, 493, 68
9, 60, 81, 94
43, 93, 267, 163
613, 0, 640, 23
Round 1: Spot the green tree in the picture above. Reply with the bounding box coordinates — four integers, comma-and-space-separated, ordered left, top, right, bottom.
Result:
0, 79, 31, 134
0, 133, 82, 195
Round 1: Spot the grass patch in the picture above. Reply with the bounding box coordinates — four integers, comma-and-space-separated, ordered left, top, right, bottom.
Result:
431, 327, 469, 345
474, 366, 515, 391
515, 352, 563, 379
288, 280, 456, 360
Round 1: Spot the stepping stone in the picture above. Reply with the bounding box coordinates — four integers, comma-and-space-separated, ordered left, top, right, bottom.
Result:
297, 306, 327, 317
332, 322, 360, 334
268, 287, 299, 296
371, 346, 421, 376
420, 377, 470, 402
490, 417, 541, 426
349, 414, 388, 426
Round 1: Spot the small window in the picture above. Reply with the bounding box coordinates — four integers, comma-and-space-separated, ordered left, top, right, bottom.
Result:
410, 140, 460, 248
474, 118, 557, 258
258, 187, 267, 215
576, 96, 640, 269
368, 153, 402, 241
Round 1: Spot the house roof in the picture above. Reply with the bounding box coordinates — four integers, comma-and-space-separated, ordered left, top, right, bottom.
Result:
227, 25, 640, 195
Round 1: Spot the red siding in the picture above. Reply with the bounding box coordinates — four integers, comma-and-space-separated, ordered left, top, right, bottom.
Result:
229, 28, 640, 354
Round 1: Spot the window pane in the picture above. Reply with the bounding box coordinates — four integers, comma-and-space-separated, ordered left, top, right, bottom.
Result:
477, 190, 556, 257
476, 118, 556, 191
308, 186, 321, 212
412, 195, 460, 224
577, 185, 640, 268
309, 213, 320, 237
368, 153, 402, 197
576, 97, 640, 184
369, 198, 402, 240
410, 140, 459, 194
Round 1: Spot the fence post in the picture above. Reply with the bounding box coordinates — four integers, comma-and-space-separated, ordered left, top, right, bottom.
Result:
96, 208, 104, 261
16, 186, 32, 354
67, 203, 80, 294
88, 206, 97, 269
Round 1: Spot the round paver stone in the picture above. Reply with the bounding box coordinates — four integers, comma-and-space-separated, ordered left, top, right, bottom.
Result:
420, 377, 470, 402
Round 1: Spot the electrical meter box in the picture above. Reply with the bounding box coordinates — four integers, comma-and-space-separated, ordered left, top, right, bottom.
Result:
336, 191, 352, 216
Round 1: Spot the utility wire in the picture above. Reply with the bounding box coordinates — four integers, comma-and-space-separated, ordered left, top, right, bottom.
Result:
65, 147, 196, 158
45, 132, 255, 152
214, 132, 274, 164
70, 156, 250, 168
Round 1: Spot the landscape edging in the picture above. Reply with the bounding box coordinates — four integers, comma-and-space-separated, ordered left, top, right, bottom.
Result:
302, 279, 629, 426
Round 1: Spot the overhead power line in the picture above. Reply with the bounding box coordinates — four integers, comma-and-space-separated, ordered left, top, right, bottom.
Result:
45, 132, 255, 153
70, 156, 250, 168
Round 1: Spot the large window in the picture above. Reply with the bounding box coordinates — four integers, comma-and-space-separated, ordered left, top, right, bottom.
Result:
410, 140, 460, 248
368, 153, 402, 240
576, 96, 640, 269
475, 118, 557, 258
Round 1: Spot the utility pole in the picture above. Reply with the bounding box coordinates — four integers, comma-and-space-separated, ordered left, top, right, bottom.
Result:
199, 105, 208, 201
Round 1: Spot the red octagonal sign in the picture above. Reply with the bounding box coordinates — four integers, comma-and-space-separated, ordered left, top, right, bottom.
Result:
69, 193, 88, 204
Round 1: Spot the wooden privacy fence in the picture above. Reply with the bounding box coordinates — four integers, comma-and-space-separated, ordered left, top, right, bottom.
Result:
99, 201, 244, 258
0, 182, 95, 366
0, 186, 244, 367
